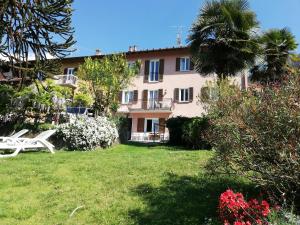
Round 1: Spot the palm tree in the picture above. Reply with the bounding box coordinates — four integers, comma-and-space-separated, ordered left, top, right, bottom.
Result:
189, 0, 259, 79
250, 28, 298, 83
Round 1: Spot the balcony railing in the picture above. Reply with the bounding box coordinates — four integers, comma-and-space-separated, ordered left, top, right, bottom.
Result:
55, 75, 78, 87
131, 132, 169, 142
126, 98, 173, 111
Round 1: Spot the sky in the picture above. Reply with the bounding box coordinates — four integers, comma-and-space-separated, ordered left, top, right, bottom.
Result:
71, 0, 300, 57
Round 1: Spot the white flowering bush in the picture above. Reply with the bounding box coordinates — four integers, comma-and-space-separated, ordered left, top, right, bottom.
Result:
57, 115, 118, 150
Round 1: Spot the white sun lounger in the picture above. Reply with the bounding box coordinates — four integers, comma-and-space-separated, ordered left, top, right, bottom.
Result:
0, 130, 56, 158
0, 129, 29, 142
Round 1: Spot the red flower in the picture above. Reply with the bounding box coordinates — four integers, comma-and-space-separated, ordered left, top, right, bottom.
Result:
219, 189, 270, 225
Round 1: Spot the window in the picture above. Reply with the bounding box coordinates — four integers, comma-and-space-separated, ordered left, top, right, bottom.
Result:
148, 90, 159, 109
145, 118, 159, 133
67, 68, 75, 75
149, 60, 159, 82
180, 57, 190, 71
201, 86, 219, 101
179, 88, 189, 102
122, 91, 134, 104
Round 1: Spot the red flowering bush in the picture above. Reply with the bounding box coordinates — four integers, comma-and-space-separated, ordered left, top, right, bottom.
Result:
219, 189, 270, 225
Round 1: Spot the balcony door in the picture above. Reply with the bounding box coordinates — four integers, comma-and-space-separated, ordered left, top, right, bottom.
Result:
148, 90, 158, 109
145, 118, 159, 133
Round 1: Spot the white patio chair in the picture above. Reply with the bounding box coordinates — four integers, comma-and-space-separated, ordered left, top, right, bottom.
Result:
0, 130, 56, 158
0, 129, 29, 142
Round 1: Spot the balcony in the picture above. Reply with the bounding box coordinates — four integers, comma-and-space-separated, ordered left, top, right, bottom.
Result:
130, 132, 169, 143
118, 98, 173, 113
55, 75, 78, 88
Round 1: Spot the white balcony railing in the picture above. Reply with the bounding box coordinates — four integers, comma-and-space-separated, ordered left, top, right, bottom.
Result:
131, 132, 169, 142
55, 75, 78, 87
127, 98, 173, 111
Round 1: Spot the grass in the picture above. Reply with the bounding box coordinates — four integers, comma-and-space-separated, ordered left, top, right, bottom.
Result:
0, 144, 254, 225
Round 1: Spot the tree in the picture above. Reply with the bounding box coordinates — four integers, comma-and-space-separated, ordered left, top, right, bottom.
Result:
72, 81, 94, 107
0, 84, 15, 115
0, 0, 75, 86
250, 28, 298, 83
0, 79, 71, 125
78, 55, 140, 116
205, 74, 300, 205
14, 79, 72, 115
189, 0, 259, 78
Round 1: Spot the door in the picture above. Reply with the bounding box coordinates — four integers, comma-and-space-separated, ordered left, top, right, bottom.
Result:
148, 90, 158, 109
145, 118, 159, 133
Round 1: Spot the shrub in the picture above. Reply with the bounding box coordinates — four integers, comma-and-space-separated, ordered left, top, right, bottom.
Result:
166, 116, 190, 146
111, 115, 131, 144
57, 115, 118, 150
182, 116, 211, 149
268, 208, 300, 225
0, 84, 15, 115
166, 116, 211, 149
0, 121, 55, 136
73, 92, 93, 107
219, 189, 270, 225
205, 75, 300, 206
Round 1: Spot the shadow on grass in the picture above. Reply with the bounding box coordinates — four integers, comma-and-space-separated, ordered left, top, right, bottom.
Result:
125, 142, 203, 151
125, 141, 162, 148
129, 173, 257, 225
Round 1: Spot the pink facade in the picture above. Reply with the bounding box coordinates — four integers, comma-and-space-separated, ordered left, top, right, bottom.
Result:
117, 47, 246, 139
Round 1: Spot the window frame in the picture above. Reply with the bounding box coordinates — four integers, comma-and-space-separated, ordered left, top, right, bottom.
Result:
201, 86, 219, 101
148, 59, 160, 82
179, 88, 190, 102
179, 57, 191, 72
148, 90, 159, 109
67, 68, 75, 75
122, 91, 134, 104
144, 118, 159, 133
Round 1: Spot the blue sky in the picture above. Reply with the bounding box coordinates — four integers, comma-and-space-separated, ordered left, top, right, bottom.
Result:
71, 0, 300, 57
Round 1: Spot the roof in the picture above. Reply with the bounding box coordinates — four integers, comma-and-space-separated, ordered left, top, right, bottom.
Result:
61, 46, 190, 62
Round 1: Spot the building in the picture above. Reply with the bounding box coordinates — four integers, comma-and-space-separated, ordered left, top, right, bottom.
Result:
57, 46, 247, 141
0, 67, 30, 86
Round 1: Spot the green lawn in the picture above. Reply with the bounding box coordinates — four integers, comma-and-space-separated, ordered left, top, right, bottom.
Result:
0, 144, 253, 225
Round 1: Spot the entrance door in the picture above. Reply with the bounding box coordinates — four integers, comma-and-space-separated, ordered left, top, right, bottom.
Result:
145, 118, 159, 133
148, 90, 158, 109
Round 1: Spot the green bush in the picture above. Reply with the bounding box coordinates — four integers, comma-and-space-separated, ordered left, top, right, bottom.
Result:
0, 84, 15, 115
0, 122, 55, 136
166, 116, 190, 146
182, 117, 211, 149
268, 208, 300, 225
166, 116, 211, 149
111, 115, 131, 144
73, 92, 93, 107
205, 75, 300, 206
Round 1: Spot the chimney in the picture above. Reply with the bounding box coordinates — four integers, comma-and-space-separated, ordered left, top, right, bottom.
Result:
128, 45, 138, 52
95, 49, 101, 56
